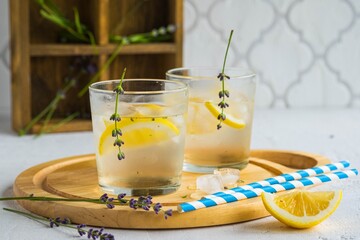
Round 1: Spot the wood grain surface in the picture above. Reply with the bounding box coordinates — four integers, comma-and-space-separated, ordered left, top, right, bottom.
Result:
10, 0, 183, 134
13, 150, 330, 229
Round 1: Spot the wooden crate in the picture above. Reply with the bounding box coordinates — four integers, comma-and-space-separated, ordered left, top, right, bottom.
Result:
10, 0, 183, 133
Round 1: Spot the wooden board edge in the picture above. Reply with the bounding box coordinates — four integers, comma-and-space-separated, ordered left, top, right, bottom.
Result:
12, 150, 335, 229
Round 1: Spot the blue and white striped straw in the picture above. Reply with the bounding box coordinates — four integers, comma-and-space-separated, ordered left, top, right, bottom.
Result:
208, 160, 350, 199
178, 168, 358, 213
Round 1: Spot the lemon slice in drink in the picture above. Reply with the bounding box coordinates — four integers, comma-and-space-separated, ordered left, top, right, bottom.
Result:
261, 190, 342, 229
204, 101, 246, 129
99, 117, 179, 155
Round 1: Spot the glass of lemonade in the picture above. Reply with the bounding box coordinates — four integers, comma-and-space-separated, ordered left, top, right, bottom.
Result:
166, 67, 256, 173
89, 79, 188, 196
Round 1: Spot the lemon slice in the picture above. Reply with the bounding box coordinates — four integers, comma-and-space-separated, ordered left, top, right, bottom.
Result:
204, 101, 246, 129
99, 117, 179, 155
261, 190, 342, 229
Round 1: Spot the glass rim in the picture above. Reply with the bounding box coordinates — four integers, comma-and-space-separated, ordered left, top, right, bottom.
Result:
166, 66, 256, 80
89, 79, 188, 95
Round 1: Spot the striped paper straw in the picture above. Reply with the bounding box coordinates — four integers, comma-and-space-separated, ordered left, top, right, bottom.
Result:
207, 160, 350, 199
178, 168, 358, 213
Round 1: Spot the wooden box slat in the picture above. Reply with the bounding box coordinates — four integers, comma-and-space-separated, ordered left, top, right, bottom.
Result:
109, 0, 170, 36
30, 43, 178, 56
10, 0, 31, 130
10, 0, 183, 134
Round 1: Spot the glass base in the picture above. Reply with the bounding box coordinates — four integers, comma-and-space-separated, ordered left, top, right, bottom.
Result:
182, 160, 249, 173
99, 183, 180, 196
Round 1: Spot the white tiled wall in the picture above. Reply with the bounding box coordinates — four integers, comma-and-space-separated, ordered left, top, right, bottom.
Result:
184, 0, 360, 108
1, 0, 359, 113
0, 0, 10, 115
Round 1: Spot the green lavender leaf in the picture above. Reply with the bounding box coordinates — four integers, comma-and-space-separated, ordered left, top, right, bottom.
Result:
73, 7, 83, 35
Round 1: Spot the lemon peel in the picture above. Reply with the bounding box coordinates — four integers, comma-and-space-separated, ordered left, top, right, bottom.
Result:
204, 101, 246, 129
261, 190, 342, 229
99, 117, 179, 155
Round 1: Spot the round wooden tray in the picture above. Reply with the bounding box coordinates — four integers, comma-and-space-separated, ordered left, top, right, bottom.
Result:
13, 150, 330, 229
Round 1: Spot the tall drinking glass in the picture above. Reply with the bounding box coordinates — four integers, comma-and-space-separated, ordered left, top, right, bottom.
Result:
166, 67, 256, 173
89, 79, 188, 195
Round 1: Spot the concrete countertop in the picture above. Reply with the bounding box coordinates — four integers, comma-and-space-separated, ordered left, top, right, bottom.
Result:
0, 109, 359, 240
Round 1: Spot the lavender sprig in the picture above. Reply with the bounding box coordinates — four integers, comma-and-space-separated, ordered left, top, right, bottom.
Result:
3, 208, 114, 240
77, 25, 177, 96
36, 0, 96, 44
111, 68, 126, 160
0, 193, 172, 219
217, 30, 234, 130
110, 24, 176, 44
101, 193, 172, 219
19, 56, 97, 136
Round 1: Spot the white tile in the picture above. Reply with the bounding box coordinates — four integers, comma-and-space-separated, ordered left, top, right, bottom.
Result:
270, 0, 297, 15
185, 0, 217, 15
0, 0, 10, 114
353, 97, 360, 108
327, 19, 360, 97
249, 18, 313, 96
0, 60, 10, 113
349, 0, 360, 14
1, 0, 359, 109
184, 0, 198, 33
273, 99, 287, 108
254, 81, 275, 108
288, 0, 354, 55
184, 19, 231, 67
0, 0, 9, 48
208, 0, 275, 56
0, 42, 10, 68
287, 60, 351, 107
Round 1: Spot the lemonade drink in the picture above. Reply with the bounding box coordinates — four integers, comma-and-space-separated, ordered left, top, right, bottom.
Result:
166, 67, 256, 173
89, 80, 188, 195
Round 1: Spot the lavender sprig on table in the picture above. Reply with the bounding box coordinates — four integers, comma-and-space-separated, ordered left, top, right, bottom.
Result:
0, 193, 172, 219
3, 208, 115, 240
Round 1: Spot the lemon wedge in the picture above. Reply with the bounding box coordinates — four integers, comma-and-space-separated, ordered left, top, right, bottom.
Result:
99, 117, 179, 155
261, 190, 342, 229
204, 101, 246, 129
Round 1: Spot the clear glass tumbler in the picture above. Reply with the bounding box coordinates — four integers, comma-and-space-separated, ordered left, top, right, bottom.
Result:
89, 79, 188, 195
166, 67, 256, 173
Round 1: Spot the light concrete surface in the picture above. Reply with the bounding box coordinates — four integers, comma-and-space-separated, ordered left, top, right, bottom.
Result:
1, 109, 359, 240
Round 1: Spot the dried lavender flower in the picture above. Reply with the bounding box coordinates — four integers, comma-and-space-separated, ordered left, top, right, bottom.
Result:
164, 209, 173, 219
49, 218, 60, 228
111, 69, 126, 160
153, 203, 162, 214
1, 193, 173, 219
3, 208, 114, 239
117, 193, 126, 200
99, 194, 115, 209
129, 198, 138, 209
86, 63, 98, 75
86, 227, 114, 240
217, 30, 234, 130
77, 224, 87, 236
